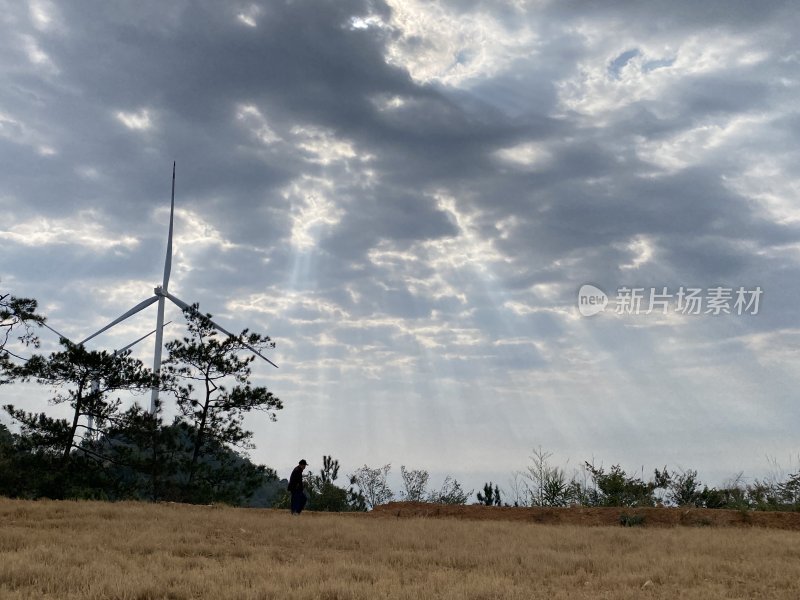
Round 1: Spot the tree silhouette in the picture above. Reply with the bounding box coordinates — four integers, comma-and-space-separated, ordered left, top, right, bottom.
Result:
350, 464, 393, 510
477, 482, 502, 506
400, 466, 429, 502
1, 292, 45, 384
6, 340, 156, 465
162, 307, 282, 500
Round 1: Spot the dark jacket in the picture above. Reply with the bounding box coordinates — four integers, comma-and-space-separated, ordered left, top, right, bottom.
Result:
288, 465, 304, 492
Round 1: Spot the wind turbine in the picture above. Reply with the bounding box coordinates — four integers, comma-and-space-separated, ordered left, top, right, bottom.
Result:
79, 162, 278, 413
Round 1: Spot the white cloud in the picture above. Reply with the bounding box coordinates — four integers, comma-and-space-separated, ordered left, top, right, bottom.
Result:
291, 125, 364, 165
348, 14, 384, 30
236, 103, 281, 145
494, 141, 551, 169
556, 33, 766, 119
28, 0, 59, 32
236, 5, 262, 28
227, 290, 349, 322
170, 208, 238, 252
366, 193, 511, 308
619, 235, 654, 270
503, 300, 572, 319
636, 114, 769, 172
381, 0, 536, 86
0, 213, 139, 251
21, 34, 57, 72
724, 160, 800, 225
370, 94, 408, 111
115, 109, 153, 131
281, 176, 344, 250
425, 192, 507, 272
739, 328, 800, 368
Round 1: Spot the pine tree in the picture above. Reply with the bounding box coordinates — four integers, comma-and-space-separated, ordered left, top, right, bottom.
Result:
161, 307, 282, 502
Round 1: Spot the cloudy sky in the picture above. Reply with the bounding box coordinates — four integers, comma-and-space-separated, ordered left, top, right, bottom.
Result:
1, 0, 799, 495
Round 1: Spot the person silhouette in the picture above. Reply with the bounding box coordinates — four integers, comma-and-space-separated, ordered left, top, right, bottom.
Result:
287, 459, 308, 515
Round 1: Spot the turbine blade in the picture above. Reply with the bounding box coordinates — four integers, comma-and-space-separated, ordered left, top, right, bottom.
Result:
165, 291, 278, 368
162, 161, 176, 291
115, 320, 173, 355
79, 295, 160, 345
42, 322, 71, 343
163, 290, 191, 311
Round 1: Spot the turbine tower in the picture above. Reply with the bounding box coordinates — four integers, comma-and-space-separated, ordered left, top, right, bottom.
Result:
87, 322, 170, 438
42, 321, 170, 439
79, 162, 277, 413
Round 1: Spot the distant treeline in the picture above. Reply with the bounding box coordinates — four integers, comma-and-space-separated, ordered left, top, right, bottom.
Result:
491, 447, 800, 512
4, 422, 800, 512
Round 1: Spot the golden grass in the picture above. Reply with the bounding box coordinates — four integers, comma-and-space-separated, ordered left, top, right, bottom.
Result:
1, 498, 799, 599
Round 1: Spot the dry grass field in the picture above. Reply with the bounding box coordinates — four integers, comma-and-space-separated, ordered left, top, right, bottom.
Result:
1, 498, 800, 600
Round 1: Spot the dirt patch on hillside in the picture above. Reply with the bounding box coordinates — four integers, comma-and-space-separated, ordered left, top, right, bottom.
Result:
371, 502, 800, 530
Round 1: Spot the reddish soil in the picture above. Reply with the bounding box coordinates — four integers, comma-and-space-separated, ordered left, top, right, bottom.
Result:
371, 502, 800, 531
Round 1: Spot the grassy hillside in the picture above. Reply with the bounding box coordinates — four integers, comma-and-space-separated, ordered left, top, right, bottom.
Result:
1, 498, 799, 599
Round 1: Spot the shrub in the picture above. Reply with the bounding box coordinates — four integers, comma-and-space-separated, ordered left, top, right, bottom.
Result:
619, 512, 646, 527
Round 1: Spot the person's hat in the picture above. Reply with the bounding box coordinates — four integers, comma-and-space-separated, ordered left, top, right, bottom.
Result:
299, 459, 308, 465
